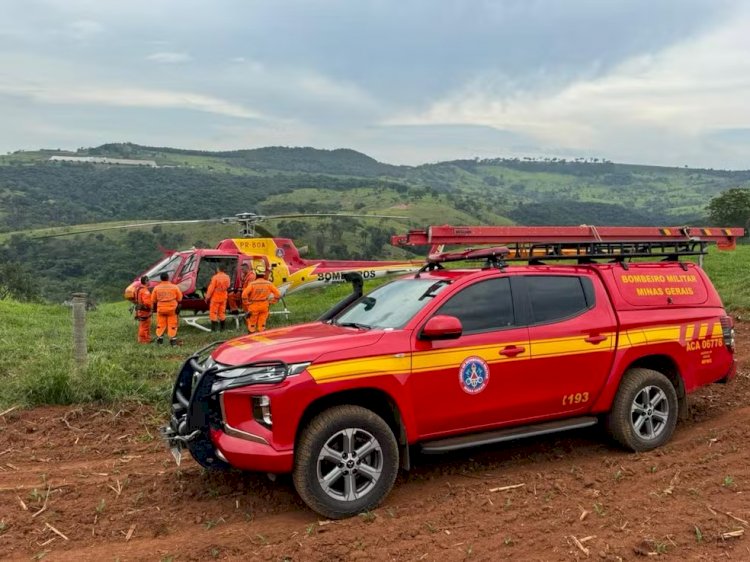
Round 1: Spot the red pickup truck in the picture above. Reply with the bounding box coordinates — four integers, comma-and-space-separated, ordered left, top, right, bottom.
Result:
163, 226, 740, 518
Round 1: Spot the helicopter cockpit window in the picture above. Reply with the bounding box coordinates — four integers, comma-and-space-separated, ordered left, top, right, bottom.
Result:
181, 254, 196, 275
144, 254, 183, 281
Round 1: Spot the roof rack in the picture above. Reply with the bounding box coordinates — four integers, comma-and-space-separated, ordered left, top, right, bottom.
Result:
392, 225, 745, 268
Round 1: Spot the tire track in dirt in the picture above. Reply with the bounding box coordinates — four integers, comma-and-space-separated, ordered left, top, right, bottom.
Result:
0, 452, 168, 491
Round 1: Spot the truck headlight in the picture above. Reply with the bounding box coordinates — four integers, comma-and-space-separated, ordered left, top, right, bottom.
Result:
212, 362, 311, 391
219, 364, 287, 383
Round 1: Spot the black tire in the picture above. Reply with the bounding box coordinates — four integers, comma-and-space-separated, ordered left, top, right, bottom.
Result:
293, 405, 399, 519
605, 368, 678, 452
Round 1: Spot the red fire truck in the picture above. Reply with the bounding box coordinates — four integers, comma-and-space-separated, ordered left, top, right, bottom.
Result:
163, 225, 743, 518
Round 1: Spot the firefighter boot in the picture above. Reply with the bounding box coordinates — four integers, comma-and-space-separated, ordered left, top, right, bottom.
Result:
170, 338, 177, 347
156, 336, 163, 345
211, 321, 218, 332
219, 320, 226, 332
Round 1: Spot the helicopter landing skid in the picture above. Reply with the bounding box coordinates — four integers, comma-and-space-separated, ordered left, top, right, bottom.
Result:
182, 310, 291, 332
182, 316, 242, 332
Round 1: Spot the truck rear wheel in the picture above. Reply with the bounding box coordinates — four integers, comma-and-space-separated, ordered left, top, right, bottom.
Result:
606, 368, 678, 452
293, 405, 399, 519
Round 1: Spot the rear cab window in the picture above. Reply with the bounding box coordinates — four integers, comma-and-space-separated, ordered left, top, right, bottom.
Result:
524, 275, 594, 324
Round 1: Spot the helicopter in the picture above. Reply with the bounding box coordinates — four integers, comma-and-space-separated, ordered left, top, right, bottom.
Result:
108, 212, 422, 330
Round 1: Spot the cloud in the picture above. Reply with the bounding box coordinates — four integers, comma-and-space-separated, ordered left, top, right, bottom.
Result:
146, 51, 192, 64
382, 2, 750, 167
0, 82, 260, 119
0, 0, 748, 168
67, 19, 104, 41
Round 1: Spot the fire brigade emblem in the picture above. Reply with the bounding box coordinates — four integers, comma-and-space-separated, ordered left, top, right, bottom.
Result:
459, 356, 490, 394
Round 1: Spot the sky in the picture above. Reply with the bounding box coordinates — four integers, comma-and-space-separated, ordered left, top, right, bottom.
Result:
1, 0, 750, 168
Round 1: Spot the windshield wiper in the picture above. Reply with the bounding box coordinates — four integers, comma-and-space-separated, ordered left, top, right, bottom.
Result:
336, 321, 372, 330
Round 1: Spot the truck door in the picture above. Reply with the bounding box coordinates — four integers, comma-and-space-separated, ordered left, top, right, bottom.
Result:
521, 273, 617, 418
410, 276, 531, 437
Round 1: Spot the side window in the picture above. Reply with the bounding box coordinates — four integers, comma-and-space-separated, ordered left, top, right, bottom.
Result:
526, 276, 592, 324
435, 277, 514, 334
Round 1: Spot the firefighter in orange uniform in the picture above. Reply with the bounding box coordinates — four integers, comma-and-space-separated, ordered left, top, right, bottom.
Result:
227, 288, 241, 316
241, 262, 256, 289
133, 275, 152, 344
150, 272, 183, 345
242, 266, 281, 333
205, 264, 231, 331
239, 262, 257, 319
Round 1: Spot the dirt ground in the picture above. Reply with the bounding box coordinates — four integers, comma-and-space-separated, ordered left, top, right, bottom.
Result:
3, 330, 750, 561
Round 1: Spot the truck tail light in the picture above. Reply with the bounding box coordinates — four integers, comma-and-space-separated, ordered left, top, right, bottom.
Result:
252, 395, 272, 427
720, 316, 735, 352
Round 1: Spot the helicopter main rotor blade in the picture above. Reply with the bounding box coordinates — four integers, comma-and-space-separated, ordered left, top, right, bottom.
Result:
23, 212, 411, 240
260, 213, 410, 221
30, 218, 224, 239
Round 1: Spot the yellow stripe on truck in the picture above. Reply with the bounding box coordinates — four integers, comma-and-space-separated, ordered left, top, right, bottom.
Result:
532, 334, 615, 358
308, 355, 411, 382
642, 325, 681, 344
412, 341, 528, 372
306, 322, 714, 384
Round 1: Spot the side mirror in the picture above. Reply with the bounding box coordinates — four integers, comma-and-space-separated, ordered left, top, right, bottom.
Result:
421, 315, 463, 340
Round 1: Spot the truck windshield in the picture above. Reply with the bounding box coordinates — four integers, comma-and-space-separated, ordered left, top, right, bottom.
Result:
334, 279, 450, 329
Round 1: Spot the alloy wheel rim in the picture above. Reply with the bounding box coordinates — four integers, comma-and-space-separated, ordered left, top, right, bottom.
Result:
316, 428, 383, 502
630, 385, 669, 440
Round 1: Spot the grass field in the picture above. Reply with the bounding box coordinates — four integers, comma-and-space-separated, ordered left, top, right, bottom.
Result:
0, 281, 361, 409
700, 245, 750, 311
1, 246, 748, 409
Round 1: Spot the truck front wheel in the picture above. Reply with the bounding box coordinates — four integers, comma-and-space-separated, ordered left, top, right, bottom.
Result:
293, 405, 399, 519
606, 367, 679, 452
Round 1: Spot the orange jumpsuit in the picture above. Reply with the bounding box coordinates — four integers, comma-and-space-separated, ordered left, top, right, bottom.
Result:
242, 278, 281, 333
240, 269, 257, 316
206, 271, 231, 322
150, 281, 183, 339
242, 270, 256, 288
240, 271, 257, 306
134, 284, 152, 344
227, 290, 241, 314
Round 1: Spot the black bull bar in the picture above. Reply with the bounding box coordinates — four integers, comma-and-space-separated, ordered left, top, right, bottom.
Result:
160, 341, 231, 469
160, 341, 291, 468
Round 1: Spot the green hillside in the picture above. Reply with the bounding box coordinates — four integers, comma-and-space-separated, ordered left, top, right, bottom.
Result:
1, 143, 749, 303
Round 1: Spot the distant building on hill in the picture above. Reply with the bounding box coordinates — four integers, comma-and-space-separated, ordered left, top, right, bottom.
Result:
49, 156, 158, 167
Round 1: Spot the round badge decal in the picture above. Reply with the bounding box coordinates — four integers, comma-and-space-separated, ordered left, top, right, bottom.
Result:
459, 356, 490, 394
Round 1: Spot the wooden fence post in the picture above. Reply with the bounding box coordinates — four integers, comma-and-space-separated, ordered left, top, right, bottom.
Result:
71, 292, 87, 370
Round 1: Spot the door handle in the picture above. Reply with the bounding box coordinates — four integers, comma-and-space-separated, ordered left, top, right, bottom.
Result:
499, 345, 526, 357
584, 334, 607, 344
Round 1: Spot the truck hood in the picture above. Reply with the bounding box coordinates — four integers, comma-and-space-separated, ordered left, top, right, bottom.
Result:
212, 322, 385, 366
